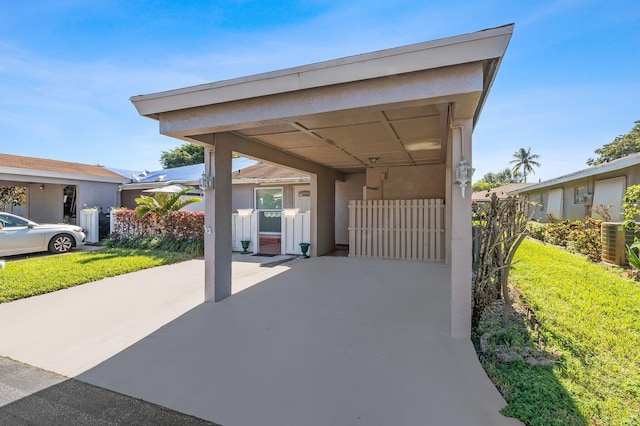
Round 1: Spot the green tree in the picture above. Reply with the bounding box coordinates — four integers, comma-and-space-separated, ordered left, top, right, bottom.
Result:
135, 187, 202, 218
510, 147, 541, 183
472, 168, 523, 192
0, 186, 26, 214
160, 143, 204, 169
587, 120, 640, 166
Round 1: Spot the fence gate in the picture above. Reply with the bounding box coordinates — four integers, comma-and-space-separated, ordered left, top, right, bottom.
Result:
348, 199, 445, 261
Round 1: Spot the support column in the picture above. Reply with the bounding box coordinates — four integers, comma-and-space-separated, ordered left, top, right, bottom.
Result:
310, 172, 336, 256
204, 136, 233, 302
449, 119, 473, 338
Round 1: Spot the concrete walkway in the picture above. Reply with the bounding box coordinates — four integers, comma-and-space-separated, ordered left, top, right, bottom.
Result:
0, 255, 520, 425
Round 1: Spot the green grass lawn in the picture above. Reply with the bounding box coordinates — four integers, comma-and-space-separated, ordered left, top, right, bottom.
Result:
0, 248, 194, 303
500, 238, 640, 425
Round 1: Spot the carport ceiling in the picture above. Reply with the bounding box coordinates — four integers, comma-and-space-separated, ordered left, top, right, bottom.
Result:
229, 103, 448, 174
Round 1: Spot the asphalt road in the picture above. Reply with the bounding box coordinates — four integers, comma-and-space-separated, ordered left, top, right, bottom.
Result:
0, 357, 219, 426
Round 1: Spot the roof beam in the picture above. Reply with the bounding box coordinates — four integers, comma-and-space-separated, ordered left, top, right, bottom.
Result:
190, 132, 345, 182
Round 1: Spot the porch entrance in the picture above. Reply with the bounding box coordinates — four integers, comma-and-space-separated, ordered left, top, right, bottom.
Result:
255, 187, 282, 255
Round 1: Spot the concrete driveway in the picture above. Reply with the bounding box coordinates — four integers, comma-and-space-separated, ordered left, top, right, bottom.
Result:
0, 254, 293, 377
0, 255, 520, 426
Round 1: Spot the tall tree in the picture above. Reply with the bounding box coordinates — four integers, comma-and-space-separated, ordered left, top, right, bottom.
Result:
160, 143, 204, 169
510, 147, 541, 183
472, 168, 523, 192
587, 120, 640, 166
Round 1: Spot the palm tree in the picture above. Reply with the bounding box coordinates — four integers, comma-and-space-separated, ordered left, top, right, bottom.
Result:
135, 186, 202, 218
510, 147, 541, 183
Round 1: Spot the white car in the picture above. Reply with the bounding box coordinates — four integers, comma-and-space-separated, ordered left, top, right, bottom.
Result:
0, 212, 86, 256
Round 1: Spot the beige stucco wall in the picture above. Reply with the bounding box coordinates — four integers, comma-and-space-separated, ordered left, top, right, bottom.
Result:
523, 165, 640, 223
364, 164, 445, 200
77, 182, 121, 212
27, 183, 64, 223
335, 173, 366, 245
312, 173, 336, 256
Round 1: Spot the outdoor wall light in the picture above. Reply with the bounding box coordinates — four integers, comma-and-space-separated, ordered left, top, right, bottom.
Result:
199, 173, 214, 190
455, 159, 475, 199
39, 184, 45, 190
368, 157, 379, 164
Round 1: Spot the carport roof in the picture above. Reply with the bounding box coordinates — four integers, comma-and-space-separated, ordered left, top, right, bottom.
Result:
131, 25, 514, 175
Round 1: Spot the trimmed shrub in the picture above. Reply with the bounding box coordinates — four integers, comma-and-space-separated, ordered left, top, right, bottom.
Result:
526, 221, 546, 241
543, 221, 575, 247
566, 217, 602, 261
526, 218, 603, 262
107, 209, 204, 255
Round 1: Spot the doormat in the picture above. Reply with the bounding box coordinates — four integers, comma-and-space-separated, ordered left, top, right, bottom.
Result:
252, 253, 278, 257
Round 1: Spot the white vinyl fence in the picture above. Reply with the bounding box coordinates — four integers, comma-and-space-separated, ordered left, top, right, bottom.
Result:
348, 199, 445, 261
232, 209, 310, 255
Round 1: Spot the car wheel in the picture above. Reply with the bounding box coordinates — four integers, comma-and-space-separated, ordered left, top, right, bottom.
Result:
48, 234, 74, 254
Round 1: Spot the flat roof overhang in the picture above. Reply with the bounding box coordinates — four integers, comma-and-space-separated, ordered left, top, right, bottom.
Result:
131, 25, 513, 175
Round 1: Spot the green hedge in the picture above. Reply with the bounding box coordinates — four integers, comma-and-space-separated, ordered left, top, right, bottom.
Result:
526, 218, 602, 261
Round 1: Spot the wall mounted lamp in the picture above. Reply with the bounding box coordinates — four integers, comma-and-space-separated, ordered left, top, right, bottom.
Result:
39, 184, 45, 190
199, 173, 214, 190
368, 157, 379, 164
451, 124, 475, 199
455, 159, 475, 199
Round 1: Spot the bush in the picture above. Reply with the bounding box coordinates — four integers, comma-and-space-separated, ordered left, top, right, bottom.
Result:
566, 217, 602, 261
526, 218, 603, 262
526, 221, 546, 241
543, 221, 576, 247
105, 234, 204, 256
109, 209, 205, 255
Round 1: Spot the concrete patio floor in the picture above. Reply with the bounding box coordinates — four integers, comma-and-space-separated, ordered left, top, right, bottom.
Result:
0, 255, 520, 425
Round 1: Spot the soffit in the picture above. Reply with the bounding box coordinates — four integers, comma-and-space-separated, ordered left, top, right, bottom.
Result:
226, 102, 449, 174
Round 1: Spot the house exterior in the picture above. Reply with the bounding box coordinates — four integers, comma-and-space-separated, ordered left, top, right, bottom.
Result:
118, 159, 313, 255
471, 182, 532, 203
130, 25, 514, 339
511, 153, 640, 222
117, 158, 259, 209
0, 153, 127, 224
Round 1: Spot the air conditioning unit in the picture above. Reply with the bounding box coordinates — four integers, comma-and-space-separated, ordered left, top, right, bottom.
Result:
601, 222, 636, 266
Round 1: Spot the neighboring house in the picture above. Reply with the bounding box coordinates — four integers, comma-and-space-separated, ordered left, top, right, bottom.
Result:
471, 183, 532, 203
0, 153, 128, 225
511, 153, 640, 222
130, 24, 514, 339
117, 159, 314, 255
116, 158, 259, 209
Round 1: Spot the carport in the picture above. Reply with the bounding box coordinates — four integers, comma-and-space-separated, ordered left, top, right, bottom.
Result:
132, 24, 513, 338
116, 25, 518, 424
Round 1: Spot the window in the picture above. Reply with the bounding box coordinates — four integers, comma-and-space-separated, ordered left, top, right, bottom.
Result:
575, 186, 586, 204
255, 188, 282, 210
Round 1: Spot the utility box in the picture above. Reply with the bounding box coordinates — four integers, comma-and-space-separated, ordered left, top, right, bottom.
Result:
79, 208, 100, 244
601, 222, 636, 266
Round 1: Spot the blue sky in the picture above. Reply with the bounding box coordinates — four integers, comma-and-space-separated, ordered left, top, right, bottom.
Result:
1, 0, 638, 182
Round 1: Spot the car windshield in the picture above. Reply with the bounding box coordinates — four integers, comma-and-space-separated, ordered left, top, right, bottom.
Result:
0, 214, 30, 227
